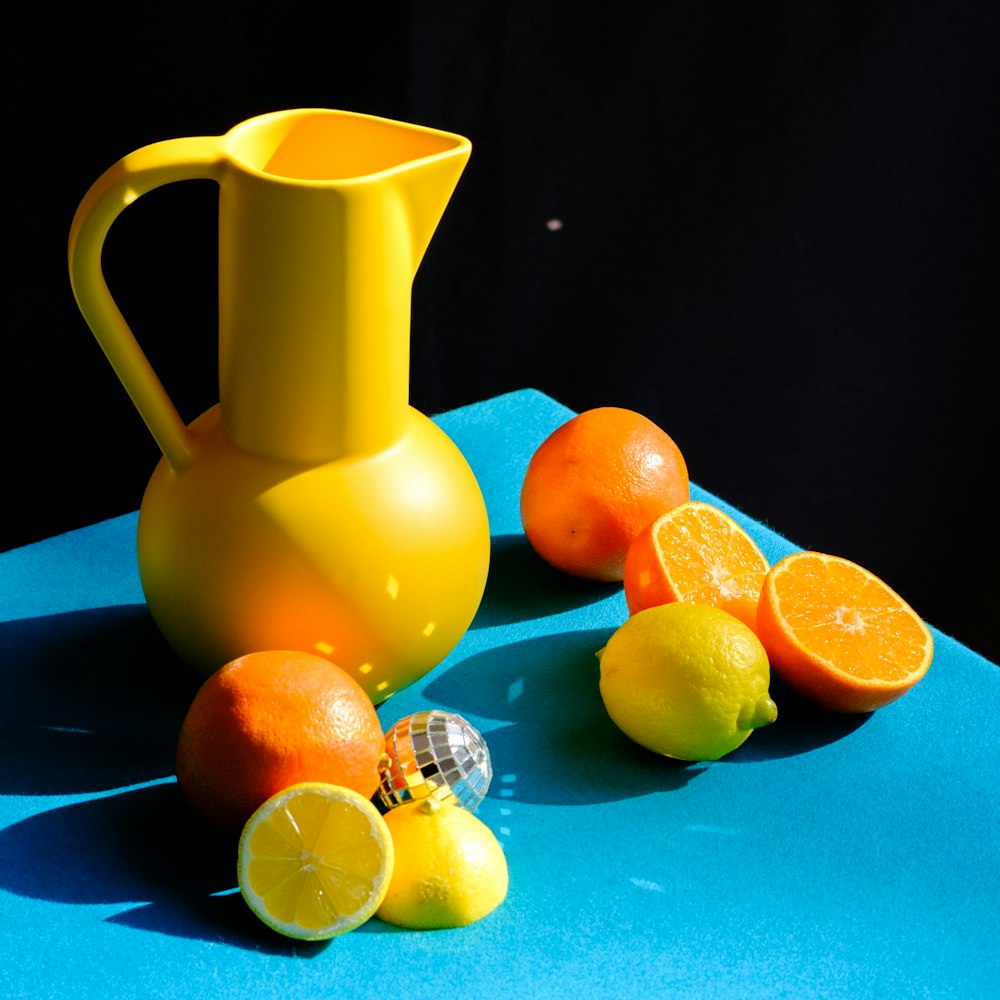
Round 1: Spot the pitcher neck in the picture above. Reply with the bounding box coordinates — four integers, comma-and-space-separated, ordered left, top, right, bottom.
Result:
217, 183, 417, 464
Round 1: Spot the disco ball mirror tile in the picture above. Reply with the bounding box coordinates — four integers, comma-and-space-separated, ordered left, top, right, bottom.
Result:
377, 710, 492, 811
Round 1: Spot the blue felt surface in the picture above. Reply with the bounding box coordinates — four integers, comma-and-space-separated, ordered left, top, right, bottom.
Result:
1, 388, 998, 999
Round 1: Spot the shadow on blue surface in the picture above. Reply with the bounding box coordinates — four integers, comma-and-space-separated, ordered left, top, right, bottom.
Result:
0, 553, 869, 951
0, 605, 201, 796
426, 628, 702, 805
0, 783, 229, 905
728, 676, 869, 762
471, 533, 620, 628
0, 779, 337, 951
426, 628, 869, 806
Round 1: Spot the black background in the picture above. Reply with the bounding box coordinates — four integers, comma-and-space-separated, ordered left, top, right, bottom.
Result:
6, 2, 998, 662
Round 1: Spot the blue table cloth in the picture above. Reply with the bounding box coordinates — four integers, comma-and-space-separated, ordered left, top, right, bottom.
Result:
1, 389, 997, 999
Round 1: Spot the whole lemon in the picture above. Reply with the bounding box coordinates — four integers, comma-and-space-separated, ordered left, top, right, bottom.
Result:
597, 602, 777, 761
376, 798, 508, 929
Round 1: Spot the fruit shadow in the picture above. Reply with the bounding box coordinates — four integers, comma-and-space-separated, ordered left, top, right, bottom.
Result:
424, 629, 707, 806
0, 605, 203, 796
0, 779, 337, 953
426, 629, 872, 795
727, 675, 870, 762
471, 533, 622, 629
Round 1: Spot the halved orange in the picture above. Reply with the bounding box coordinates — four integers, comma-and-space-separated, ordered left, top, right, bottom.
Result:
623, 500, 770, 629
756, 550, 934, 713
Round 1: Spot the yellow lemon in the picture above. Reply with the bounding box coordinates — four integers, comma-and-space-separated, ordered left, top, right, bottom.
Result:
376, 798, 508, 929
237, 782, 394, 941
597, 602, 777, 761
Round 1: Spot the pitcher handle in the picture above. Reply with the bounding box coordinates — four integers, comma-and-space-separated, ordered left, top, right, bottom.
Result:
68, 136, 226, 471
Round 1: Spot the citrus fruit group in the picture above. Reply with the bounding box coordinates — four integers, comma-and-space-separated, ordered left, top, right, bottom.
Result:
623, 500, 769, 629
757, 550, 934, 713
520, 406, 689, 581
376, 797, 509, 929
175, 649, 384, 831
238, 782, 394, 941
597, 602, 777, 761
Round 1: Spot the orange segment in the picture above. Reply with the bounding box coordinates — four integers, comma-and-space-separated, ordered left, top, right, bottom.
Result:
757, 551, 934, 713
623, 500, 770, 629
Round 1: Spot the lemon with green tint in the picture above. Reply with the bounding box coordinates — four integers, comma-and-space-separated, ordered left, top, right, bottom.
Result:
598, 602, 778, 761
238, 782, 394, 940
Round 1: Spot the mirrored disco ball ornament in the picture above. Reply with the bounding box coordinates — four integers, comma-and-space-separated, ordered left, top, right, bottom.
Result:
377, 710, 492, 811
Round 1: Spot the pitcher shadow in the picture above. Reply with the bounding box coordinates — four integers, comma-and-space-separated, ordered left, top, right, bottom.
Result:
0, 605, 201, 795
471, 533, 623, 629
424, 629, 706, 806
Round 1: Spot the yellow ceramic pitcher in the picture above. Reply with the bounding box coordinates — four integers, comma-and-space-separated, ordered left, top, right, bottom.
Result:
68, 109, 490, 703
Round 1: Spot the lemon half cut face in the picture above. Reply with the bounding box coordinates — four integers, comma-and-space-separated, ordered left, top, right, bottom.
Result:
237, 782, 394, 940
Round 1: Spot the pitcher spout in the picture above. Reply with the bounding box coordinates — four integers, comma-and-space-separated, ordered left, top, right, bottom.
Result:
392, 137, 472, 275
248, 108, 471, 277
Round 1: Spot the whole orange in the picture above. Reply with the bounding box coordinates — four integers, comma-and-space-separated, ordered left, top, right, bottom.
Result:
520, 407, 689, 581
175, 650, 384, 831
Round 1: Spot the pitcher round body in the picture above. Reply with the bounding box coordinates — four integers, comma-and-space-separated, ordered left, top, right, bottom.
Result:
68, 109, 489, 700
138, 404, 489, 702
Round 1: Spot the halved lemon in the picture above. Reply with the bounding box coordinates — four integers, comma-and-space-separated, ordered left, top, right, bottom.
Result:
237, 782, 394, 940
